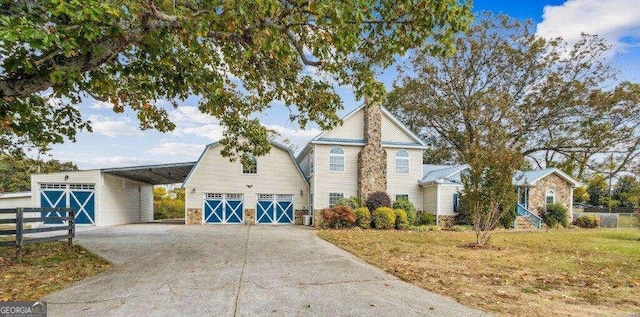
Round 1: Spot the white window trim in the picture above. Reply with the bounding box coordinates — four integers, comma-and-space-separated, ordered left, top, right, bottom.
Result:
395, 150, 410, 174
329, 146, 345, 173
545, 189, 555, 206
241, 156, 258, 175
329, 192, 344, 208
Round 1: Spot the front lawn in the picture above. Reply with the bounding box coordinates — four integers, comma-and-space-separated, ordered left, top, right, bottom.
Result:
318, 229, 640, 316
0, 241, 112, 301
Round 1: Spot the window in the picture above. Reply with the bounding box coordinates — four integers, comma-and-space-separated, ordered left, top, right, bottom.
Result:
546, 189, 555, 206
395, 194, 408, 201
395, 150, 409, 174
242, 155, 257, 174
329, 146, 345, 172
453, 193, 459, 213
329, 193, 344, 207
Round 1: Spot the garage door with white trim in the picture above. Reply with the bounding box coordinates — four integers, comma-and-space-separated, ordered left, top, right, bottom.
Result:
40, 183, 96, 225
204, 193, 244, 224
256, 194, 294, 224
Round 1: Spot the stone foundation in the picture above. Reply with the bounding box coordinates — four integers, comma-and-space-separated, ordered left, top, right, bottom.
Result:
244, 209, 256, 225
186, 208, 202, 225
294, 210, 304, 225
313, 209, 324, 228
437, 215, 456, 229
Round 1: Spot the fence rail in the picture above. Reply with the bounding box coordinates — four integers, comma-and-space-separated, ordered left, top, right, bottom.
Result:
0, 208, 75, 261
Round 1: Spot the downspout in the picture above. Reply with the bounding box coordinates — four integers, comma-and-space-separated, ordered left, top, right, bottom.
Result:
436, 183, 441, 227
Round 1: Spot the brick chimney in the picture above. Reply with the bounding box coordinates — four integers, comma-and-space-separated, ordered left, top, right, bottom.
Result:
357, 102, 387, 201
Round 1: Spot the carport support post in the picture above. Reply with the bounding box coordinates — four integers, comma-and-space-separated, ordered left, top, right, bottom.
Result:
68, 208, 74, 245
16, 208, 23, 263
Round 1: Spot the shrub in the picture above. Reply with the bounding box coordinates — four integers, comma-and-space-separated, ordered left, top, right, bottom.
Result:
573, 215, 601, 228
410, 225, 441, 232
540, 203, 568, 228
394, 209, 409, 230
319, 205, 356, 229
336, 196, 362, 209
372, 207, 395, 229
393, 198, 417, 224
353, 207, 371, 229
365, 191, 391, 213
499, 208, 517, 228
154, 199, 185, 220
415, 212, 436, 226
450, 225, 472, 232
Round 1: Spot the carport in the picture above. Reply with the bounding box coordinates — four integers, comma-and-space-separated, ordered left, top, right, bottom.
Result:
30, 162, 195, 226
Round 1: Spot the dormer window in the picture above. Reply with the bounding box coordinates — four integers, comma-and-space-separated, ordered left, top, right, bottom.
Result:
242, 155, 257, 174
329, 146, 345, 172
395, 150, 409, 174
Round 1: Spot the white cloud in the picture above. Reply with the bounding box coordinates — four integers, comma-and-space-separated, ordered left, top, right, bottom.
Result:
537, 0, 640, 53
145, 142, 204, 158
168, 106, 218, 125
88, 115, 143, 138
49, 151, 159, 169
89, 100, 115, 110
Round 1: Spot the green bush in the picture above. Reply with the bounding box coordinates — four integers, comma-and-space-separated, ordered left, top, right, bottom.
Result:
541, 203, 569, 228
415, 212, 436, 226
354, 207, 371, 229
336, 196, 363, 209
393, 198, 417, 224
154, 199, 185, 220
573, 215, 601, 228
450, 225, 472, 232
394, 209, 409, 230
365, 191, 391, 213
410, 225, 441, 232
320, 205, 356, 229
499, 207, 517, 228
372, 207, 395, 229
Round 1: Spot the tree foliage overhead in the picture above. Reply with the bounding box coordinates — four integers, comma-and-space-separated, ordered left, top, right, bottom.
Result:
0, 0, 472, 157
386, 13, 640, 179
0, 154, 78, 193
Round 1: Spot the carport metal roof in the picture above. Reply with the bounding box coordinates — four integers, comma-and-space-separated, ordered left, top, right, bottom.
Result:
101, 162, 196, 185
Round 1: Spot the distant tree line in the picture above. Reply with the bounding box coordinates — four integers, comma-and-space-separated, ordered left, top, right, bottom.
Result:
0, 154, 77, 193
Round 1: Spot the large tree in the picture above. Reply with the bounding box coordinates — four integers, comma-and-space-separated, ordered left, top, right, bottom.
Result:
386, 13, 640, 179
0, 154, 78, 192
1, 0, 472, 158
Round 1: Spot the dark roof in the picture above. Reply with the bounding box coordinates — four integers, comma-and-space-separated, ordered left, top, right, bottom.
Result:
101, 162, 196, 184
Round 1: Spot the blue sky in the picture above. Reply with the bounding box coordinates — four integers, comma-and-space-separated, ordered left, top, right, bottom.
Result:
44, 0, 640, 169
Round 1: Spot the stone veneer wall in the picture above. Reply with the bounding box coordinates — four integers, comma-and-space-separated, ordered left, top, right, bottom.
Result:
357, 104, 387, 200
313, 209, 324, 228
527, 173, 572, 217
294, 210, 304, 225
437, 215, 456, 229
186, 208, 202, 225
244, 209, 256, 225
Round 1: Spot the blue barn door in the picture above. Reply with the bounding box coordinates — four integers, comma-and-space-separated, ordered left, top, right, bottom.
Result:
69, 190, 95, 224
257, 194, 294, 224
204, 193, 244, 224
40, 189, 66, 224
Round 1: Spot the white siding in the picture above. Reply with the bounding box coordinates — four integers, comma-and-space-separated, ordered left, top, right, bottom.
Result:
99, 174, 152, 226
184, 144, 309, 212
382, 113, 416, 144
439, 185, 463, 216
322, 110, 364, 139
0, 193, 32, 208
387, 149, 423, 210
312, 144, 361, 209
422, 185, 438, 215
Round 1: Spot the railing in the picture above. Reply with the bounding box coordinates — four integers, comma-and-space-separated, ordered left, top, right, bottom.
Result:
0, 207, 75, 262
515, 204, 542, 229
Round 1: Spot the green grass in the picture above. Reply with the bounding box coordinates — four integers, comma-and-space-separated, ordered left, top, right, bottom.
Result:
319, 228, 640, 316
0, 240, 112, 301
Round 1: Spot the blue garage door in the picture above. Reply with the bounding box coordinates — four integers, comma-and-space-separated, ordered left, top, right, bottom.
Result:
40, 183, 96, 225
204, 193, 244, 224
256, 194, 294, 224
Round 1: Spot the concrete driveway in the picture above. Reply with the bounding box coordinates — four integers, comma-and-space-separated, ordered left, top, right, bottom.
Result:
44, 224, 486, 316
